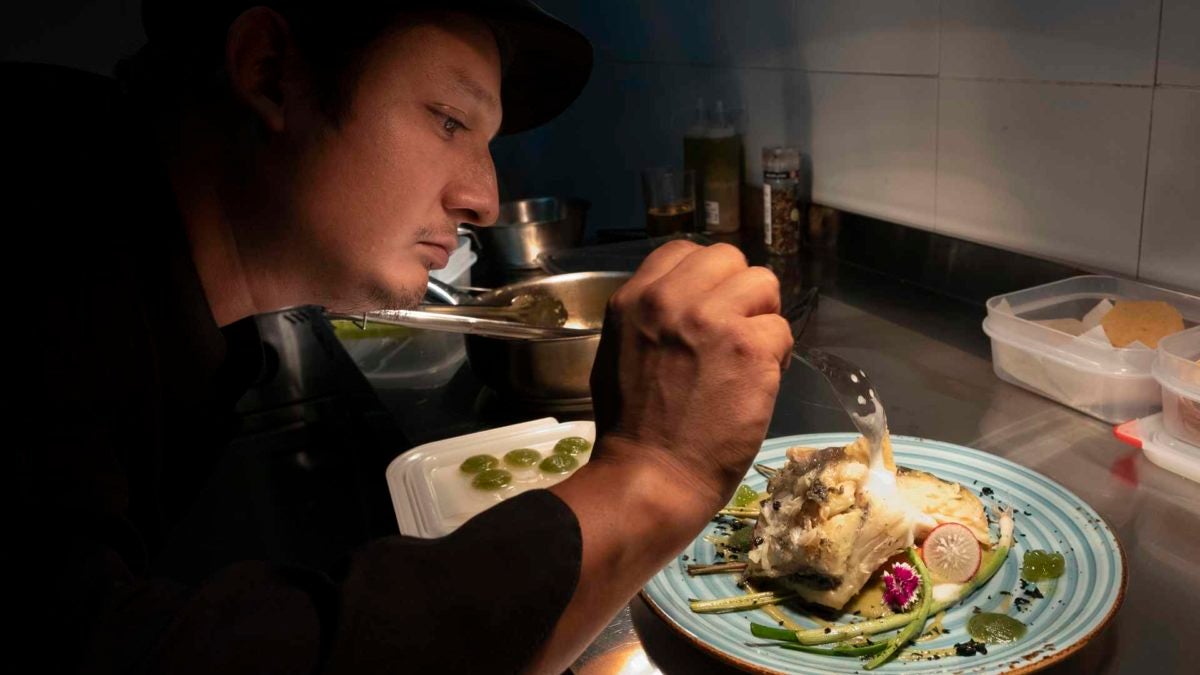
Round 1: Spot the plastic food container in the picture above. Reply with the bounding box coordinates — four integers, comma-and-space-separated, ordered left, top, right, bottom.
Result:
337, 236, 477, 389
1153, 326, 1200, 447
982, 276, 1200, 423
386, 417, 595, 538
1115, 413, 1200, 484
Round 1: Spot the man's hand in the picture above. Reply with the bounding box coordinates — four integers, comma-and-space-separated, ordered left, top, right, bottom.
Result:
590, 240, 793, 516
527, 242, 791, 674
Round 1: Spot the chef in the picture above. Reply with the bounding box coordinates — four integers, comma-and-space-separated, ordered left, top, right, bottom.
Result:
5, 1, 791, 672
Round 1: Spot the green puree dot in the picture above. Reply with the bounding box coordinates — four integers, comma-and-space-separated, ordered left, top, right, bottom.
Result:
471, 469, 513, 491
459, 454, 498, 474
731, 484, 759, 508
1021, 550, 1065, 581
967, 613, 1027, 644
539, 454, 578, 475
553, 436, 592, 456
504, 448, 541, 468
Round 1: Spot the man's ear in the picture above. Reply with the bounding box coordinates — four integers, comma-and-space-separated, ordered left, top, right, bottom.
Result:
224, 7, 298, 134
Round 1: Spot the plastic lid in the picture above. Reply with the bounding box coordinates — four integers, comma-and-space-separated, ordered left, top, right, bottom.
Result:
1114, 413, 1200, 483
984, 275, 1200, 375
763, 146, 801, 174
1153, 326, 1200, 397
708, 100, 738, 137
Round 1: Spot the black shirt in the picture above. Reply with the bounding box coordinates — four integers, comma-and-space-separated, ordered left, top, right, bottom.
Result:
4, 63, 581, 674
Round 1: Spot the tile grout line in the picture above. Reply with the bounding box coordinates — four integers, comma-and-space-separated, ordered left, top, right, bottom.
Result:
1135, 0, 1167, 280
607, 58, 1163, 90
937, 74, 1152, 89
607, 58, 941, 79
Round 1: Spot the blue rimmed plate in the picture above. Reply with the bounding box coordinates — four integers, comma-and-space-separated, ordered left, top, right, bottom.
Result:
641, 433, 1126, 674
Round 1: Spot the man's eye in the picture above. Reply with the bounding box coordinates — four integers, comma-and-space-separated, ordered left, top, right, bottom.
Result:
435, 111, 466, 137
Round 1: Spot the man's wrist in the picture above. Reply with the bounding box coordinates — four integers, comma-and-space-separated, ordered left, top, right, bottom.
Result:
568, 434, 726, 542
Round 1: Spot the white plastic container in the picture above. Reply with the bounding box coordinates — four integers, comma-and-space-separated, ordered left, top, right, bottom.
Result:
982, 275, 1200, 423
1115, 413, 1200, 484
386, 418, 595, 538
338, 236, 477, 389
1153, 326, 1200, 447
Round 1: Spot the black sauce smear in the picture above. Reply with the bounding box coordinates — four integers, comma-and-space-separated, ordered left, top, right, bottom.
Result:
954, 639, 989, 656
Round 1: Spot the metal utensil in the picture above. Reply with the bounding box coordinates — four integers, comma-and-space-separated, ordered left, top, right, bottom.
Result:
327, 309, 590, 340
793, 347, 888, 461
425, 277, 479, 306
416, 292, 568, 328
787, 291, 889, 471
784, 286, 820, 343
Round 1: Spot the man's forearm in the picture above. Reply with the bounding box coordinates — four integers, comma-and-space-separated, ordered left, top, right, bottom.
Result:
526, 438, 721, 674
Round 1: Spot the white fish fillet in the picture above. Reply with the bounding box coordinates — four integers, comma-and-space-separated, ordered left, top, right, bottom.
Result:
746, 434, 989, 610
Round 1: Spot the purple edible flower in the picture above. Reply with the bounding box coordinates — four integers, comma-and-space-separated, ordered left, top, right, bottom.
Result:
882, 562, 921, 611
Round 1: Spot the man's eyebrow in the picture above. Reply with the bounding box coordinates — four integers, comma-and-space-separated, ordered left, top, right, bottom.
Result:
447, 67, 500, 111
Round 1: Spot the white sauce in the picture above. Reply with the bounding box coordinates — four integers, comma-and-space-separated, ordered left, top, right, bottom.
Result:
932, 582, 965, 603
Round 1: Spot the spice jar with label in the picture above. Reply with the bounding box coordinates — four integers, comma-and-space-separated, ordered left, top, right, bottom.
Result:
762, 146, 801, 255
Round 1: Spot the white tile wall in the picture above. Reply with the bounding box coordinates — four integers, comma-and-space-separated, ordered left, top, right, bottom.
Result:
937, 79, 1152, 275
787, 72, 938, 228
500, 66, 937, 236
502, 1, 658, 63
941, 0, 1160, 84
707, 0, 798, 68
541, 0, 940, 73
493, 61, 789, 234
7, 0, 1196, 283
1158, 0, 1200, 86
1139, 88, 1200, 291
566, 2, 712, 64
791, 0, 940, 75
535, 0, 797, 68
502, 1, 1199, 282
493, 61, 681, 233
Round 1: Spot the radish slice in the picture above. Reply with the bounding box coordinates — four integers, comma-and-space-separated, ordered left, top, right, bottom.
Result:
921, 522, 981, 583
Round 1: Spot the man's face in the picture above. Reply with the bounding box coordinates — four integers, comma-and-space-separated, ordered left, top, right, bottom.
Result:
275, 13, 502, 312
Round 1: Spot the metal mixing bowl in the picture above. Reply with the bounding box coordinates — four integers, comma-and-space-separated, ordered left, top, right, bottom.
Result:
465, 271, 630, 408
470, 197, 589, 270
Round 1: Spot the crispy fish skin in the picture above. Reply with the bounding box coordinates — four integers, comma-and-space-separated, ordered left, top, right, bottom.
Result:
896, 467, 990, 545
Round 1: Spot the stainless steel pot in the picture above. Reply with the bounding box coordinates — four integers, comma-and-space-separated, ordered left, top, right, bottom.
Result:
465, 271, 630, 407
470, 197, 589, 270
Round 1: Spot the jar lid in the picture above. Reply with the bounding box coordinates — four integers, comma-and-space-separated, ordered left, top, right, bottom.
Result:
763, 146, 801, 173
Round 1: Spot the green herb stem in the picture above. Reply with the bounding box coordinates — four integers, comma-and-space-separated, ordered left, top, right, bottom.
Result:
686, 562, 748, 576
864, 548, 933, 669
689, 591, 796, 614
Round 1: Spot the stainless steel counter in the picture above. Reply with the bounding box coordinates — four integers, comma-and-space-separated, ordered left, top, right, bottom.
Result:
565, 282, 1200, 674
369, 237, 1199, 674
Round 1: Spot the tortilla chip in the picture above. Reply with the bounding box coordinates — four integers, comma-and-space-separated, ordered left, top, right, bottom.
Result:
1100, 301, 1184, 348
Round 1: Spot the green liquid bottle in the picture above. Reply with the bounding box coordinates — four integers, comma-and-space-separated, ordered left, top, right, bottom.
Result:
684, 99, 742, 234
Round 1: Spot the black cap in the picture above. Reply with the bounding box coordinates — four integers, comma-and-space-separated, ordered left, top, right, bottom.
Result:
140, 1, 592, 134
